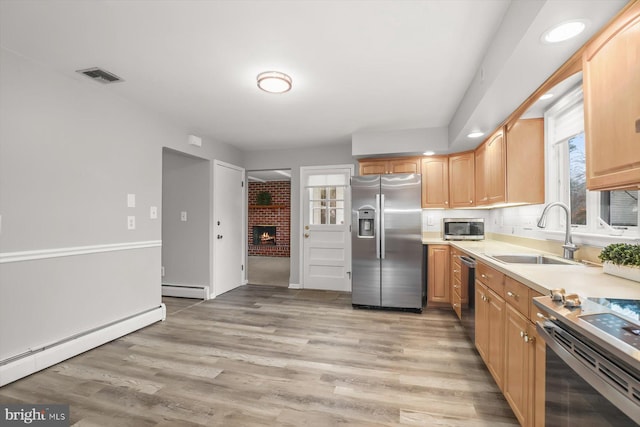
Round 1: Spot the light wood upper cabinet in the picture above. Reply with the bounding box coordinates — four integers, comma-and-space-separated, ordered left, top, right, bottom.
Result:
475, 142, 487, 205
476, 128, 506, 206
421, 156, 449, 208
584, 2, 640, 191
506, 118, 544, 204
449, 151, 475, 208
427, 245, 450, 305
358, 157, 420, 175
359, 160, 388, 176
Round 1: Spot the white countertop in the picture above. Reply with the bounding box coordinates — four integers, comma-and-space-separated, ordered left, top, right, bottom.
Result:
422, 238, 640, 299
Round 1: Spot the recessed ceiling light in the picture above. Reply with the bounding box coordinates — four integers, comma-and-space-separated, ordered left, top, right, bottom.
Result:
423, 151, 435, 156
539, 93, 554, 101
542, 20, 587, 44
467, 132, 484, 138
257, 71, 292, 94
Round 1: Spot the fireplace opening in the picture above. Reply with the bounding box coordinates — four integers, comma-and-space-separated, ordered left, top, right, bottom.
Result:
253, 225, 276, 245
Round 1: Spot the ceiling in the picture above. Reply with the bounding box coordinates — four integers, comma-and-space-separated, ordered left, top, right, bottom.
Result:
0, 1, 628, 153
247, 170, 291, 182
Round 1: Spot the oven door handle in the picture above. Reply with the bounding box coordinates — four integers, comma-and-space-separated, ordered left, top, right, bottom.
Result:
536, 322, 640, 425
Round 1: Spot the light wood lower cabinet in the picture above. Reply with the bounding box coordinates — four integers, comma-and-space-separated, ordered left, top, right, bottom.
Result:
473, 267, 546, 427
450, 248, 464, 319
427, 245, 450, 305
475, 277, 505, 390
504, 304, 535, 426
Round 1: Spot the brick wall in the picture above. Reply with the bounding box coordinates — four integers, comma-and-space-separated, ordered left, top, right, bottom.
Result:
248, 181, 290, 257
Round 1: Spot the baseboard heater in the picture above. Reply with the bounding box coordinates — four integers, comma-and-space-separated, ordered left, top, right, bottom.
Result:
0, 304, 166, 387
162, 283, 210, 300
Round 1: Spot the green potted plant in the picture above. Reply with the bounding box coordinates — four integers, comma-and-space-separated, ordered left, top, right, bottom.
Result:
598, 243, 640, 282
256, 191, 272, 205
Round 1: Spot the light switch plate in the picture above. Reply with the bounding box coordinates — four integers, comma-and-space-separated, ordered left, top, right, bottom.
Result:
127, 216, 136, 230
150, 206, 158, 219
181, 211, 187, 222
127, 194, 136, 208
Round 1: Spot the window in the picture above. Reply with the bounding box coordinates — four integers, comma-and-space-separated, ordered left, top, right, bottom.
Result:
546, 85, 639, 237
308, 186, 345, 225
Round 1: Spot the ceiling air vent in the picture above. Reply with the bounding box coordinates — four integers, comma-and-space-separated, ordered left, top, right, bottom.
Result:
76, 67, 124, 84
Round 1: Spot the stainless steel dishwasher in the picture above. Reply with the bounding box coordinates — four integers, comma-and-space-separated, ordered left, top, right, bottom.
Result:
459, 255, 476, 342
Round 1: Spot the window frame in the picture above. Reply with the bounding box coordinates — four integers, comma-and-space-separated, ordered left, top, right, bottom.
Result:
544, 85, 639, 243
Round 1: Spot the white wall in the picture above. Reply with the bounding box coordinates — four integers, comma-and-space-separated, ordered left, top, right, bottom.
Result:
162, 149, 210, 288
352, 127, 448, 157
0, 48, 242, 365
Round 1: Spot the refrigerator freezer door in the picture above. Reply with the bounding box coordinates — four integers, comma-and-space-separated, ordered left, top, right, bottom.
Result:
351, 175, 381, 306
380, 174, 422, 309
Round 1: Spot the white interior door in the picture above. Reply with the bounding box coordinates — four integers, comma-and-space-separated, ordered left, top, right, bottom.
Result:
301, 166, 352, 291
213, 160, 245, 296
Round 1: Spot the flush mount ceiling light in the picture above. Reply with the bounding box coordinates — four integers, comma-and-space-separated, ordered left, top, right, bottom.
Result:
542, 20, 587, 44
257, 71, 292, 94
467, 131, 484, 138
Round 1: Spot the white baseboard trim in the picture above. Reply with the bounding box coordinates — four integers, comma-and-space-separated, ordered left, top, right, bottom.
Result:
0, 305, 165, 387
288, 283, 303, 289
161, 283, 209, 299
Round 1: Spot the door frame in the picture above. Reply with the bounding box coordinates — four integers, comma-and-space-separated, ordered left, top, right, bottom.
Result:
298, 164, 354, 289
212, 159, 246, 298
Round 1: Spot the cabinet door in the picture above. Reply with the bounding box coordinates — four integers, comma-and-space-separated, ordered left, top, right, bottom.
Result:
504, 304, 531, 426
475, 281, 489, 361
389, 158, 419, 174
359, 160, 388, 176
533, 324, 546, 427
584, 3, 640, 190
506, 118, 544, 204
487, 129, 506, 204
449, 151, 475, 207
487, 287, 506, 390
427, 245, 450, 304
475, 142, 488, 205
421, 156, 449, 208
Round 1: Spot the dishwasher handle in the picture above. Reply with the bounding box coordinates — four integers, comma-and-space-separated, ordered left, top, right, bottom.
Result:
460, 255, 476, 268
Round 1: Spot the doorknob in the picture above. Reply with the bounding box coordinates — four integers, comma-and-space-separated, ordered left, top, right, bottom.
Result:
304, 233, 310, 238
305, 225, 309, 230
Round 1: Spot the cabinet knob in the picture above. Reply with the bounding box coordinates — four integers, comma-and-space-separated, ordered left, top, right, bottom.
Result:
445, 201, 448, 205
524, 334, 535, 344
507, 291, 517, 298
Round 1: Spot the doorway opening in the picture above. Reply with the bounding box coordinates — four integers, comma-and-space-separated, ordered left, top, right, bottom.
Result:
247, 169, 291, 287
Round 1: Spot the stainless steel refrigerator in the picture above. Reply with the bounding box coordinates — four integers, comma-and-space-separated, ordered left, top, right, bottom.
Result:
351, 174, 424, 312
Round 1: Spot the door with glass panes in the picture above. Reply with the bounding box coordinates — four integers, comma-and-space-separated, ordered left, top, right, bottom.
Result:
301, 166, 352, 291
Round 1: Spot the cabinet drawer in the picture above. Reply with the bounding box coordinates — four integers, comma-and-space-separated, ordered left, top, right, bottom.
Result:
452, 291, 462, 320
504, 277, 530, 317
477, 262, 505, 296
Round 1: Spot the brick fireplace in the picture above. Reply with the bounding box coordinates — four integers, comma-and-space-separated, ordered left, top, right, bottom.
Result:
248, 181, 290, 257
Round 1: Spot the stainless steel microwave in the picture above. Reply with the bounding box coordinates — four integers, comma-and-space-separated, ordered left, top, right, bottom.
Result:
442, 218, 484, 240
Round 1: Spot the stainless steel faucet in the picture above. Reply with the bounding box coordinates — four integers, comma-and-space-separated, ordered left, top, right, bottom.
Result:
537, 202, 579, 260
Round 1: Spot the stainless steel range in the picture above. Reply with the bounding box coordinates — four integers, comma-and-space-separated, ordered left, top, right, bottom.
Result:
534, 293, 640, 426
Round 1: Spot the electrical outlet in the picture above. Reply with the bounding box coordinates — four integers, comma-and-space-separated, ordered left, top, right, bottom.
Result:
127, 194, 136, 208
150, 206, 158, 219
181, 211, 187, 222
127, 216, 136, 230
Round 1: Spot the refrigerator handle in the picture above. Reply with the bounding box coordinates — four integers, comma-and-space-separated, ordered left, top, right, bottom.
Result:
375, 194, 381, 259
380, 194, 385, 259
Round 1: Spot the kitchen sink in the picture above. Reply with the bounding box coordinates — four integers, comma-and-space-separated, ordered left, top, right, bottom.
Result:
487, 254, 578, 265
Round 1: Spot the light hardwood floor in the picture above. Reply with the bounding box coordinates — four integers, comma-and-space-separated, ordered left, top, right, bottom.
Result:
0, 286, 518, 426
